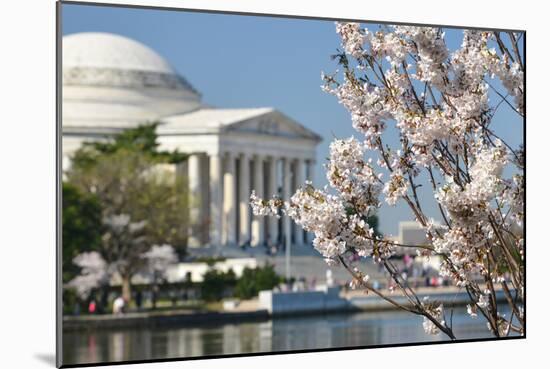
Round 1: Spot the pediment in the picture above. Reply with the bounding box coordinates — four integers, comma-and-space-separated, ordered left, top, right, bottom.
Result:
226, 110, 321, 142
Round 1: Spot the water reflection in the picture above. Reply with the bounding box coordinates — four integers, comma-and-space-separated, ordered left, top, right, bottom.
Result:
63, 308, 509, 366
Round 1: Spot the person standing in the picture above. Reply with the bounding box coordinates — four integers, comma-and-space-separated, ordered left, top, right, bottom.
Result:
135, 290, 143, 311
88, 299, 96, 314
113, 295, 125, 314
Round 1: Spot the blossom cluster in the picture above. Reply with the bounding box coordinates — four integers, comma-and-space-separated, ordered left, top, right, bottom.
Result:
323, 78, 391, 148
395, 26, 448, 88
68, 251, 110, 299
250, 191, 281, 218
433, 142, 511, 286
500, 173, 525, 228
141, 244, 178, 275
336, 22, 366, 59
436, 142, 507, 226
421, 298, 446, 335
383, 170, 409, 206
326, 137, 382, 210
330, 24, 522, 163
69, 244, 178, 298
251, 137, 388, 263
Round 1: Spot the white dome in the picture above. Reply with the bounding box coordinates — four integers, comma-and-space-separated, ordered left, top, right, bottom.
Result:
62, 32, 202, 132
63, 32, 175, 74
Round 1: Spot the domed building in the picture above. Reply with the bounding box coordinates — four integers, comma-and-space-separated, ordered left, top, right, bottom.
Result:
62, 32, 321, 249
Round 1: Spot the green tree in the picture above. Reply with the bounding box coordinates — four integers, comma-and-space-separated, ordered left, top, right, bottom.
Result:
71, 122, 186, 170
200, 268, 237, 302
68, 149, 189, 249
234, 264, 281, 300
367, 214, 381, 237
67, 124, 190, 252
101, 213, 149, 303
65, 124, 190, 302
62, 182, 102, 283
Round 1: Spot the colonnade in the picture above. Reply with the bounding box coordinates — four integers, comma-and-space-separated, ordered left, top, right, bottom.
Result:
184, 152, 315, 249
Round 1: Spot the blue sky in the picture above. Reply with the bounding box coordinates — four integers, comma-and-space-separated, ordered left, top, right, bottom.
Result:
62, 4, 524, 235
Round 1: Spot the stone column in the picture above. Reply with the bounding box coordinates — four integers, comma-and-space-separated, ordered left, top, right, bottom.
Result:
200, 155, 210, 244
223, 152, 237, 246
293, 158, 305, 246
209, 153, 223, 247
282, 157, 292, 280
306, 159, 316, 244
175, 160, 189, 248
267, 156, 279, 246
238, 153, 251, 246
187, 154, 202, 247
251, 155, 265, 247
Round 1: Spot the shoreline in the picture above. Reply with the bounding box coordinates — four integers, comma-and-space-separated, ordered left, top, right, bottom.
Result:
63, 287, 510, 331
63, 309, 270, 331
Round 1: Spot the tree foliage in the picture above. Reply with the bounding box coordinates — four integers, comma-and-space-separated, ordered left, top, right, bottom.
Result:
234, 264, 281, 300
62, 182, 102, 283
71, 122, 186, 170
66, 124, 190, 255
200, 268, 237, 302
366, 214, 381, 237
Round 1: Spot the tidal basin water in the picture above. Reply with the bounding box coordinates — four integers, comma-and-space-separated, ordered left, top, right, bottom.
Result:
63, 308, 509, 366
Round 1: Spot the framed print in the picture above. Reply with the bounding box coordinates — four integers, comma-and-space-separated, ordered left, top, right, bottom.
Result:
57, 1, 525, 367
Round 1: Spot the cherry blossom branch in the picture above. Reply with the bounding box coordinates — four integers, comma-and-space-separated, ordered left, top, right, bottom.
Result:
508, 32, 524, 71
253, 24, 525, 340
485, 79, 524, 118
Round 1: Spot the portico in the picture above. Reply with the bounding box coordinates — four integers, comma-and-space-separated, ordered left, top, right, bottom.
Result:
61, 32, 321, 250
157, 108, 320, 248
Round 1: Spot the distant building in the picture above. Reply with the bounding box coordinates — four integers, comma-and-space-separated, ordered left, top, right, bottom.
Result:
62, 32, 321, 249
392, 221, 444, 255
